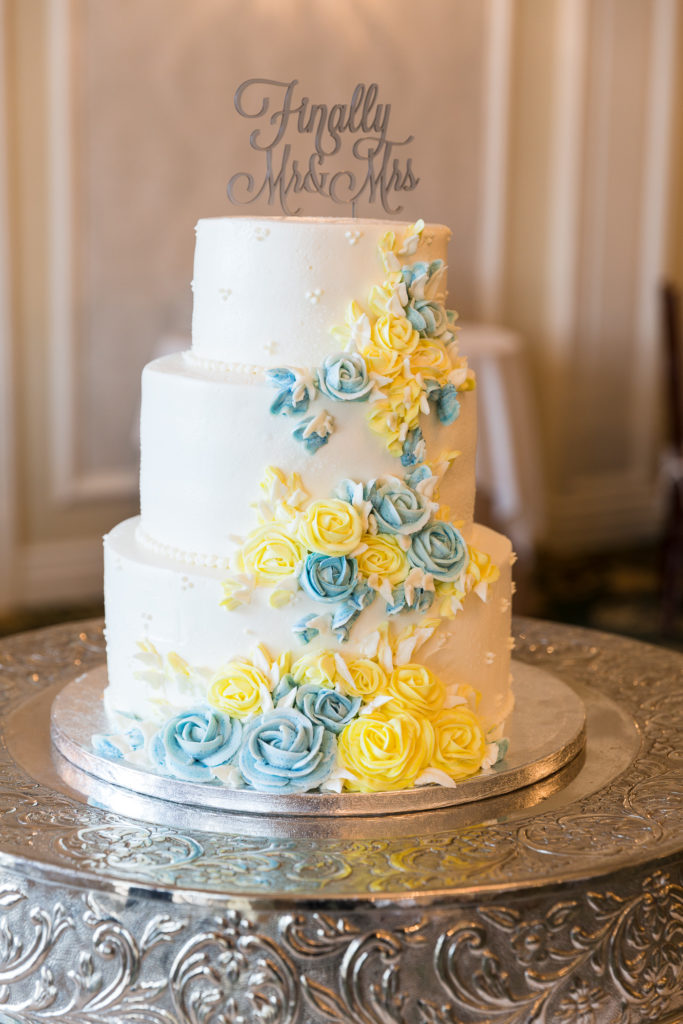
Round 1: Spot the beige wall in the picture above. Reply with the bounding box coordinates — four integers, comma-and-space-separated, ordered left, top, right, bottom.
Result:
1, 0, 681, 611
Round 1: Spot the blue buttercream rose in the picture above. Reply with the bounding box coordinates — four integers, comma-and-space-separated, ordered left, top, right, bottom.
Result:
318, 352, 373, 402
150, 706, 243, 782
299, 552, 358, 603
295, 684, 361, 733
406, 299, 449, 338
408, 521, 468, 581
366, 477, 431, 536
239, 708, 337, 793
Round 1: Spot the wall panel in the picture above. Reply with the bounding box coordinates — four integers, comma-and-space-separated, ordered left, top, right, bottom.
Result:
1, 0, 680, 610
503, 0, 676, 550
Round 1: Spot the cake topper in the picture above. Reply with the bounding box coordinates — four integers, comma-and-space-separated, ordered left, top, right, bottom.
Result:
227, 79, 420, 216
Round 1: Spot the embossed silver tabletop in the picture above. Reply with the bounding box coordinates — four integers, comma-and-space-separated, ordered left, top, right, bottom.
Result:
0, 617, 680, 1023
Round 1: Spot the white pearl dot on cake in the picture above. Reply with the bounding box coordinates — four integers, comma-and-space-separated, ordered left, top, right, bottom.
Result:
485, 651, 496, 665
345, 229, 362, 245
218, 288, 232, 301
254, 227, 270, 241
306, 288, 323, 304
510, 551, 518, 566
264, 341, 279, 354
500, 598, 511, 613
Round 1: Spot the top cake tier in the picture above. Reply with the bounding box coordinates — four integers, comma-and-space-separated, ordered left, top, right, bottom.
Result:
191, 217, 451, 366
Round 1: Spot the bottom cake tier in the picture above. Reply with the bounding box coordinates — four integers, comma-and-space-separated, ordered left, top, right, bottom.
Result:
102, 518, 515, 794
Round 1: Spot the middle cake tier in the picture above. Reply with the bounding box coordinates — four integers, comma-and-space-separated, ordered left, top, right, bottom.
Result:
104, 516, 514, 736
139, 352, 478, 563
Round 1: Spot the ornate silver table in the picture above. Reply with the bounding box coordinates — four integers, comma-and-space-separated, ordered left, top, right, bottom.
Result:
0, 617, 680, 1023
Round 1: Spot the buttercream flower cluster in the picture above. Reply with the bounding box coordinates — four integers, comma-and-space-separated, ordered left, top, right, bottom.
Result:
265, 220, 475, 463
95, 640, 507, 794
221, 465, 499, 643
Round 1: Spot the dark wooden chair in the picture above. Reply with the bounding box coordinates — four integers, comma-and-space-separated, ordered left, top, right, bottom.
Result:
660, 282, 683, 636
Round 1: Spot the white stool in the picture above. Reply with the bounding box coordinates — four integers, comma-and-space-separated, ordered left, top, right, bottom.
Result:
459, 323, 545, 556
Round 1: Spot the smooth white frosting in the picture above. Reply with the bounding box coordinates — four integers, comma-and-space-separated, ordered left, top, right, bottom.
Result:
191, 217, 451, 365
138, 352, 477, 560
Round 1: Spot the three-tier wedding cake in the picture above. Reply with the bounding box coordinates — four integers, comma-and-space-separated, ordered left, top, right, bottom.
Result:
99, 216, 515, 795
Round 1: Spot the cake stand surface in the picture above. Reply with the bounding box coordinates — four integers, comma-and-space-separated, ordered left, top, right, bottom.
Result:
0, 618, 680, 1024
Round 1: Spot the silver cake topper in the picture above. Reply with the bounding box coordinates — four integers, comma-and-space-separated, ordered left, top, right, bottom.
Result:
227, 79, 420, 216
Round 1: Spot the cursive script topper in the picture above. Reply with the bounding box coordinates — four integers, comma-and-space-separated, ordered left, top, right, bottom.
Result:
227, 79, 420, 216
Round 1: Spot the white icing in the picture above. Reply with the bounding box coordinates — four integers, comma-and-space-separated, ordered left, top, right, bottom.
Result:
138, 353, 477, 560
191, 217, 450, 366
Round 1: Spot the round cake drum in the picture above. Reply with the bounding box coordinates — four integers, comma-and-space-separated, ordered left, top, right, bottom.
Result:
50, 661, 585, 818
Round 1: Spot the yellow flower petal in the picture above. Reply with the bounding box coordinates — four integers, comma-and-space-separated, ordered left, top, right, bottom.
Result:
298, 499, 363, 556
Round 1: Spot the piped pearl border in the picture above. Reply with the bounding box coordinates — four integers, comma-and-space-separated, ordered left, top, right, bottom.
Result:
136, 526, 232, 571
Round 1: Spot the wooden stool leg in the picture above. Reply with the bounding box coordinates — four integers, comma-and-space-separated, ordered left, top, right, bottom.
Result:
660, 480, 683, 636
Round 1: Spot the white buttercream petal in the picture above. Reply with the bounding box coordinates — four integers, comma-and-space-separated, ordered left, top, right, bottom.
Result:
359, 693, 392, 716
211, 764, 245, 786
415, 768, 457, 788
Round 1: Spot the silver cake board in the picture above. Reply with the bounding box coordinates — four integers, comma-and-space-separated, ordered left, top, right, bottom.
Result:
50, 660, 586, 820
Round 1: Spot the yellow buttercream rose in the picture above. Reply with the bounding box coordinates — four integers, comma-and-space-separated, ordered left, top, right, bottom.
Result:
360, 344, 404, 380
290, 651, 341, 688
338, 710, 434, 792
375, 313, 419, 357
298, 499, 363, 556
345, 658, 388, 700
356, 535, 409, 585
372, 314, 419, 356
409, 340, 453, 385
239, 524, 305, 584
431, 706, 486, 780
207, 660, 270, 718
360, 314, 419, 378
383, 663, 447, 720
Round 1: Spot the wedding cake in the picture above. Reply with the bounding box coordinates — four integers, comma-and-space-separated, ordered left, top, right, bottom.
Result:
100, 216, 515, 795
